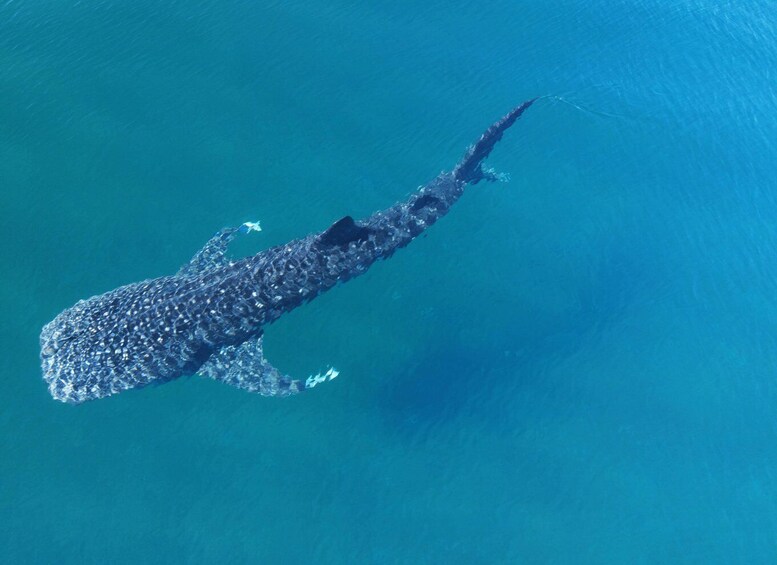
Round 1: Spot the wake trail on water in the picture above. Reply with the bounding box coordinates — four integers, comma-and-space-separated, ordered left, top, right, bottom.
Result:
537, 92, 640, 123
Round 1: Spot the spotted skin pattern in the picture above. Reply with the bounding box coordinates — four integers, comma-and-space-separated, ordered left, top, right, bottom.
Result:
40, 100, 535, 403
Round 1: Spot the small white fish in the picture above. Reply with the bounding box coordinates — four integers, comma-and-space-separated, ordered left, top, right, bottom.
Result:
240, 221, 262, 233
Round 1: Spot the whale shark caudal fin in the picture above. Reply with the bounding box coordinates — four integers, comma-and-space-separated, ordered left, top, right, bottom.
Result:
197, 335, 338, 396
452, 98, 537, 184
177, 221, 262, 276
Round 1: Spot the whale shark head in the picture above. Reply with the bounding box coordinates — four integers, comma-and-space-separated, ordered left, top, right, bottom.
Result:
39, 294, 153, 404
40, 304, 90, 402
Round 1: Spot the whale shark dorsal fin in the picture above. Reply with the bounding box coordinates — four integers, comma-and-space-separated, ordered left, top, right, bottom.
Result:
319, 216, 372, 247
177, 221, 262, 276
410, 194, 442, 212
198, 335, 304, 397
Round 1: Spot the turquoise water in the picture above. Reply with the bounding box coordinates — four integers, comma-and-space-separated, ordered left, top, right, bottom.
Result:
2, 1, 777, 562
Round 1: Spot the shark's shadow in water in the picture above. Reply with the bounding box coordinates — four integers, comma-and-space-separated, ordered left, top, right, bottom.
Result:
378, 233, 664, 434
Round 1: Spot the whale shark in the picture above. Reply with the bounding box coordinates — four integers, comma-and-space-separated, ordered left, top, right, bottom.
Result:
39, 99, 536, 403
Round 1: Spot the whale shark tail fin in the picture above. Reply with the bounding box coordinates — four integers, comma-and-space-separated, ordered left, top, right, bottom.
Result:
453, 98, 536, 184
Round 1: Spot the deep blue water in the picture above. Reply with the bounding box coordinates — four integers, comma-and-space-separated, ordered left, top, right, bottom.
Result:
2, 1, 777, 562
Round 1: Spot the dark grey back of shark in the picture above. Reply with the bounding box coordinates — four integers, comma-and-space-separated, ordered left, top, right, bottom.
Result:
39, 99, 536, 403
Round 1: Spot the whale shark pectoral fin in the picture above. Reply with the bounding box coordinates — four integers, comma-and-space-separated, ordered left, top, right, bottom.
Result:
464, 161, 510, 185
198, 335, 305, 397
470, 165, 510, 185
177, 221, 262, 276
198, 336, 340, 397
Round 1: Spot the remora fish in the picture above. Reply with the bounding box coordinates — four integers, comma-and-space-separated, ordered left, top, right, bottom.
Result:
40, 100, 535, 403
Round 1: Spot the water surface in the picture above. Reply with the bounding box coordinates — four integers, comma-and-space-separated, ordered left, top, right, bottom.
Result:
1, 1, 776, 562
